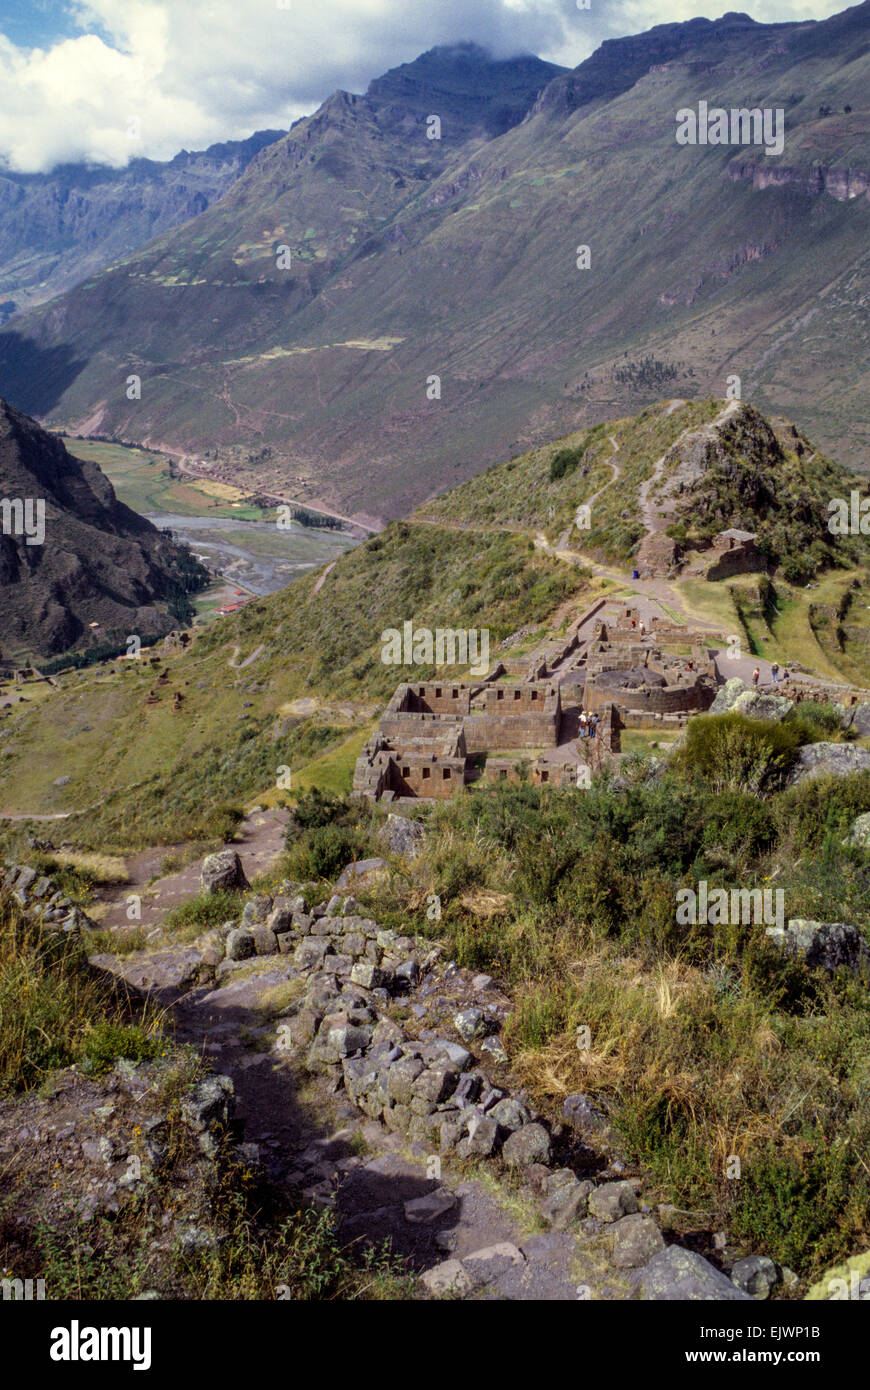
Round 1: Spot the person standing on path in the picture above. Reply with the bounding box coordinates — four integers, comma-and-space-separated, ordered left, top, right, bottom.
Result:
771, 662, 780, 684
579, 710, 588, 739
752, 667, 760, 687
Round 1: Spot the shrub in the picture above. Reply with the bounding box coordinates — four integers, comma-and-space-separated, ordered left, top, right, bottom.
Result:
286, 824, 370, 882
80, 1021, 165, 1076
165, 890, 244, 934
549, 445, 585, 481
701, 791, 777, 859
732, 1141, 867, 1272
674, 713, 804, 793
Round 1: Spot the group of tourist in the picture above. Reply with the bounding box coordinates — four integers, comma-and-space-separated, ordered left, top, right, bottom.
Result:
578, 709, 600, 739
751, 662, 790, 687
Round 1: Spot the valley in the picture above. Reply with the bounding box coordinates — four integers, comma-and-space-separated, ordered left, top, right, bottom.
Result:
63, 436, 359, 600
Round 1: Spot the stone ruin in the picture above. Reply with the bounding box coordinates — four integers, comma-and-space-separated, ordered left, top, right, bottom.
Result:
637, 527, 766, 581
354, 677, 565, 802
355, 604, 721, 802
583, 610, 716, 733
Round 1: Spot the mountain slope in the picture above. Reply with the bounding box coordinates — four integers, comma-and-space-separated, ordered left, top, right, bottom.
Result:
0, 397, 207, 660
0, 130, 285, 322
0, 14, 869, 522
0, 396, 865, 842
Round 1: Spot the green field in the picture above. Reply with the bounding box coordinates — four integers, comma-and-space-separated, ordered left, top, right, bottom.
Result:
62, 438, 273, 521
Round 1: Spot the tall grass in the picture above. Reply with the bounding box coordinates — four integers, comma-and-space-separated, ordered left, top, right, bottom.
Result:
0, 888, 163, 1093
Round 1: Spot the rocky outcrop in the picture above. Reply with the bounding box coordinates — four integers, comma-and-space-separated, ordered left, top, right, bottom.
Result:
0, 396, 207, 657
710, 677, 793, 721
785, 742, 870, 786
635, 1247, 752, 1301
765, 919, 869, 976
0, 859, 95, 935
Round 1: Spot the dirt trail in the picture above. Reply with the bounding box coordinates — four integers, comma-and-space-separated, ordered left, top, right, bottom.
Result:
228, 643, 265, 670
87, 818, 633, 1300
95, 808, 288, 932
638, 398, 741, 540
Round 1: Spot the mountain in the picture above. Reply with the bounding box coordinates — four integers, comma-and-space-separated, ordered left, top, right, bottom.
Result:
0, 397, 207, 660
0, 14, 869, 522
0, 130, 285, 322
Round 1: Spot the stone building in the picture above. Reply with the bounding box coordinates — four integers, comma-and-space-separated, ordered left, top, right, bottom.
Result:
353, 678, 563, 803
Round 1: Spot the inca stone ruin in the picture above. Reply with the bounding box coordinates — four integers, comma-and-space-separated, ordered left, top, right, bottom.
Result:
354, 601, 719, 803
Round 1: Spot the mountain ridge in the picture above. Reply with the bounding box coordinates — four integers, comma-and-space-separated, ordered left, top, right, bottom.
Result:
0, 397, 207, 660
0, 9, 868, 520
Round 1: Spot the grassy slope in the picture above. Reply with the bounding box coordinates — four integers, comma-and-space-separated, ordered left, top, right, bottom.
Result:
3, 397, 870, 847
0, 523, 591, 847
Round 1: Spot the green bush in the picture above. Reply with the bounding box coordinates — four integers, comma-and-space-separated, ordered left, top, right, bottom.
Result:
165, 890, 244, 933
80, 1021, 165, 1077
674, 713, 804, 793
287, 824, 371, 882
549, 445, 585, 481
732, 1141, 867, 1271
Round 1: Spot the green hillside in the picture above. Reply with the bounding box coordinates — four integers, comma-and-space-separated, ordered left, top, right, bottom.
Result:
0, 521, 591, 848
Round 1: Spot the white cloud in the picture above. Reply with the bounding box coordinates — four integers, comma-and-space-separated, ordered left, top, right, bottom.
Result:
0, 0, 849, 172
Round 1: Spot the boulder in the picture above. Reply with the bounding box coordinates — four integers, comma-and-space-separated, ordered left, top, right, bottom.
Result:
404, 1189, 457, 1224
589, 1180, 639, 1223
251, 926, 279, 957
377, 814, 425, 859
542, 1176, 592, 1231
201, 850, 249, 895
419, 1259, 471, 1296
480, 1036, 508, 1065
181, 1075, 234, 1132
843, 702, 870, 736
730, 1254, 779, 1299
335, 858, 387, 892
636, 1247, 752, 1300
846, 813, 870, 849
488, 1098, 531, 1132
225, 928, 255, 961
562, 1092, 611, 1143
785, 742, 870, 786
241, 895, 272, 925
710, 678, 792, 721
453, 1007, 493, 1042
460, 1114, 501, 1158
765, 919, 869, 974
610, 1214, 666, 1269
502, 1123, 552, 1168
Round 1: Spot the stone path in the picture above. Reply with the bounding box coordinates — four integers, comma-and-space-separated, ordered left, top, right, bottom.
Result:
88, 830, 637, 1301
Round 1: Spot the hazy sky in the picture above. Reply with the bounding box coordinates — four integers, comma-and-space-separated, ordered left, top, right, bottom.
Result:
0, 0, 852, 172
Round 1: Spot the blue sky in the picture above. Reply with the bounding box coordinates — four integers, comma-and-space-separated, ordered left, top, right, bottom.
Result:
0, 0, 851, 172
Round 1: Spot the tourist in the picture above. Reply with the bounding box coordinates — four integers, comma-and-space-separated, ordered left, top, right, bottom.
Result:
640, 621, 646, 636
579, 710, 588, 738
589, 712, 598, 740
771, 662, 780, 684
632, 568, 639, 580
752, 666, 760, 687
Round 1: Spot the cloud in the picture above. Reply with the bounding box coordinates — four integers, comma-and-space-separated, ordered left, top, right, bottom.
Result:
0, 0, 848, 172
